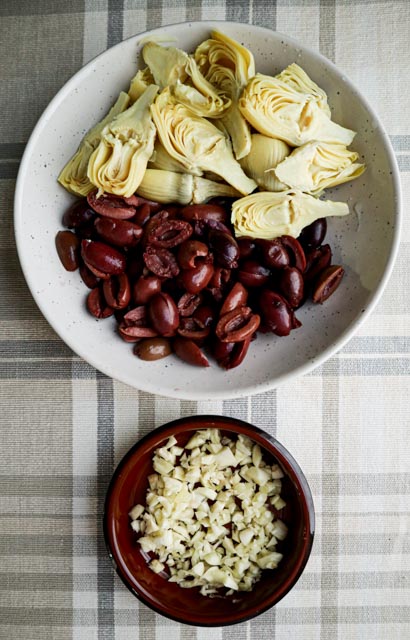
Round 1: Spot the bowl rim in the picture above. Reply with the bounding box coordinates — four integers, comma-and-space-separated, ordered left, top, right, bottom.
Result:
103, 415, 315, 626
14, 20, 402, 400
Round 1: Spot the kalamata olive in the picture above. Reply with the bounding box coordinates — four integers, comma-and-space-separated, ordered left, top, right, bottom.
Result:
133, 275, 162, 305
209, 231, 239, 269
177, 240, 209, 269
102, 273, 131, 309
142, 210, 170, 246
180, 203, 228, 223
259, 290, 299, 336
281, 235, 307, 273
132, 203, 151, 227
193, 219, 232, 239
220, 282, 248, 315
173, 337, 210, 367
193, 305, 216, 327
177, 293, 203, 317
177, 317, 210, 341
259, 239, 289, 270
123, 195, 162, 212
119, 306, 157, 341
149, 292, 179, 336
55, 230, 80, 271
87, 190, 136, 219
146, 219, 192, 249
79, 263, 100, 289
312, 265, 345, 303
86, 287, 114, 319
126, 253, 144, 282
81, 239, 126, 278
180, 258, 214, 294
278, 267, 304, 308
238, 260, 270, 288
213, 338, 251, 370
208, 266, 231, 290
94, 217, 142, 247
143, 247, 179, 278
216, 307, 260, 342
304, 244, 332, 283
237, 237, 257, 260
134, 337, 172, 361
298, 218, 327, 250
63, 199, 95, 230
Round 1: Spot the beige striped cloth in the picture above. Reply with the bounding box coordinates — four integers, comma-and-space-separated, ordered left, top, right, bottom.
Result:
1, 1, 409, 638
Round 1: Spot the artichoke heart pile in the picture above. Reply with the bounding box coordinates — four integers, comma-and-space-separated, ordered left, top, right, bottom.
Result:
58, 31, 366, 240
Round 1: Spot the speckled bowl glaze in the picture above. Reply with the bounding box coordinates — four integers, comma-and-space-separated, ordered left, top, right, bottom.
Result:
104, 415, 315, 626
14, 21, 401, 400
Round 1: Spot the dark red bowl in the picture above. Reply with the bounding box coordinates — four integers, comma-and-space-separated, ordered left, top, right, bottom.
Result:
103, 415, 314, 626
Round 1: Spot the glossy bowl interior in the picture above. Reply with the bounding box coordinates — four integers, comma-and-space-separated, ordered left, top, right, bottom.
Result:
104, 415, 315, 626
14, 21, 401, 399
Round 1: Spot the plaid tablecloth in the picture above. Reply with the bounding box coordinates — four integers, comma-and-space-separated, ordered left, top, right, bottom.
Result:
1, 1, 409, 638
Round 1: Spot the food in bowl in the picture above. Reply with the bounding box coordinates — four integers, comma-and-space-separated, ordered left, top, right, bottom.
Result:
55, 30, 366, 371
129, 428, 288, 596
103, 415, 315, 625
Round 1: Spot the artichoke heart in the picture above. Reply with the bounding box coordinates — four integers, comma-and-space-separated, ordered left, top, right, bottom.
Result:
58, 91, 130, 196
151, 89, 257, 195
143, 41, 189, 88
142, 41, 230, 118
128, 67, 155, 102
277, 63, 330, 117
231, 190, 349, 240
274, 141, 366, 195
87, 84, 159, 198
195, 30, 255, 159
240, 134, 290, 191
137, 169, 241, 205
239, 73, 356, 147
148, 139, 198, 174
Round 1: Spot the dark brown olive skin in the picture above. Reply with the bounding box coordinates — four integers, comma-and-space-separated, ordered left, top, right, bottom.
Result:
94, 217, 142, 247
259, 239, 289, 270
63, 199, 95, 231
259, 290, 296, 337
87, 190, 136, 219
132, 203, 151, 227
134, 338, 172, 361
133, 275, 162, 305
238, 260, 270, 288
79, 263, 100, 289
280, 235, 307, 273
81, 240, 126, 277
86, 287, 114, 319
237, 237, 257, 260
312, 265, 344, 303
212, 338, 251, 370
220, 282, 248, 315
304, 245, 332, 283
173, 337, 210, 367
55, 230, 80, 271
298, 218, 327, 250
177, 240, 208, 269
209, 230, 239, 269
180, 204, 228, 223
148, 292, 179, 337
102, 273, 131, 310
278, 267, 304, 308
193, 305, 216, 328
180, 259, 214, 294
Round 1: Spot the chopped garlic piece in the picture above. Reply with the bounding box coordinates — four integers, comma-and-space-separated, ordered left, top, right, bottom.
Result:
129, 429, 288, 596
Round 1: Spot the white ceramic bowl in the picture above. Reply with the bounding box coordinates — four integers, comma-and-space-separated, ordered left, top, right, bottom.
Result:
14, 21, 401, 400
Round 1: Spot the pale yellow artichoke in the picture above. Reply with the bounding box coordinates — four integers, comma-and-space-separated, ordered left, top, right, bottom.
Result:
58, 92, 130, 196
274, 141, 366, 195
150, 88, 257, 195
128, 67, 155, 102
239, 73, 356, 147
231, 190, 349, 239
239, 134, 291, 191
195, 30, 255, 159
87, 84, 158, 198
137, 169, 241, 204
277, 63, 330, 117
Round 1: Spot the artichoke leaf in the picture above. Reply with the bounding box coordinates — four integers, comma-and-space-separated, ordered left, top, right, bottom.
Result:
239, 73, 356, 147
58, 91, 130, 196
231, 190, 349, 240
137, 169, 241, 205
142, 41, 189, 88
150, 89, 257, 195
128, 67, 155, 102
87, 84, 159, 198
195, 30, 255, 159
148, 139, 200, 174
240, 134, 290, 191
274, 141, 366, 195
277, 63, 330, 117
